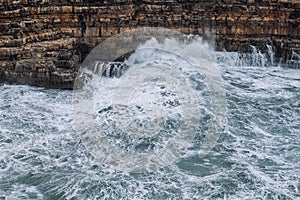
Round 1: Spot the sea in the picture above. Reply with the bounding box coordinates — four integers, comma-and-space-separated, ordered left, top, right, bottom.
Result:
0, 37, 299, 199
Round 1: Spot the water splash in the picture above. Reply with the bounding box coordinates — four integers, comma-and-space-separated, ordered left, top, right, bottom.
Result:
214, 44, 289, 68
73, 34, 227, 173
266, 44, 274, 66
288, 51, 300, 68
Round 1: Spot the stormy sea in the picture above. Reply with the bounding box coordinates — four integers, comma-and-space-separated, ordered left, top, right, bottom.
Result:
0, 37, 299, 199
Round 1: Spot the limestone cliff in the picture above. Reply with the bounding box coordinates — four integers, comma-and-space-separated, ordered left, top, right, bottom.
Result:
0, 0, 299, 88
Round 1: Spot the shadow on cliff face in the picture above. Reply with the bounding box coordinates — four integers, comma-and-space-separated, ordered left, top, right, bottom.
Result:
76, 43, 92, 64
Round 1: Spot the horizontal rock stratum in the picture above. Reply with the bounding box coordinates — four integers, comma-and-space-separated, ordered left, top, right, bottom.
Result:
0, 0, 299, 89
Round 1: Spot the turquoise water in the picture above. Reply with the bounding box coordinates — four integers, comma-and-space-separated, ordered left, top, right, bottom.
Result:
0, 49, 299, 199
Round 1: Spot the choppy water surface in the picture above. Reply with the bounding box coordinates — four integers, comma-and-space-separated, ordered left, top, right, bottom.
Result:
0, 43, 299, 199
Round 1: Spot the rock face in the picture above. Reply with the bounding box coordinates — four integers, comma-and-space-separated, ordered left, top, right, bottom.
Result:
0, 0, 299, 88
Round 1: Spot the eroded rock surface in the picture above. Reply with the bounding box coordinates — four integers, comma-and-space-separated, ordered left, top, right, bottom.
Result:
0, 0, 299, 88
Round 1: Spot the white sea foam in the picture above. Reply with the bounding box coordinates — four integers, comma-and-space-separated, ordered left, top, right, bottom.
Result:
0, 33, 299, 199
73, 34, 226, 173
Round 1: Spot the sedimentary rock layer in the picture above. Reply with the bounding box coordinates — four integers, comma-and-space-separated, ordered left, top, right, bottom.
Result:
0, 0, 299, 88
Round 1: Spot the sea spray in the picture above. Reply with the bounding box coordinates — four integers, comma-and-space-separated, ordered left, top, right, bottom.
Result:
73, 31, 226, 173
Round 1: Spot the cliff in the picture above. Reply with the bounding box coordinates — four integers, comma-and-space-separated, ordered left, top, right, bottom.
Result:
0, 0, 299, 88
